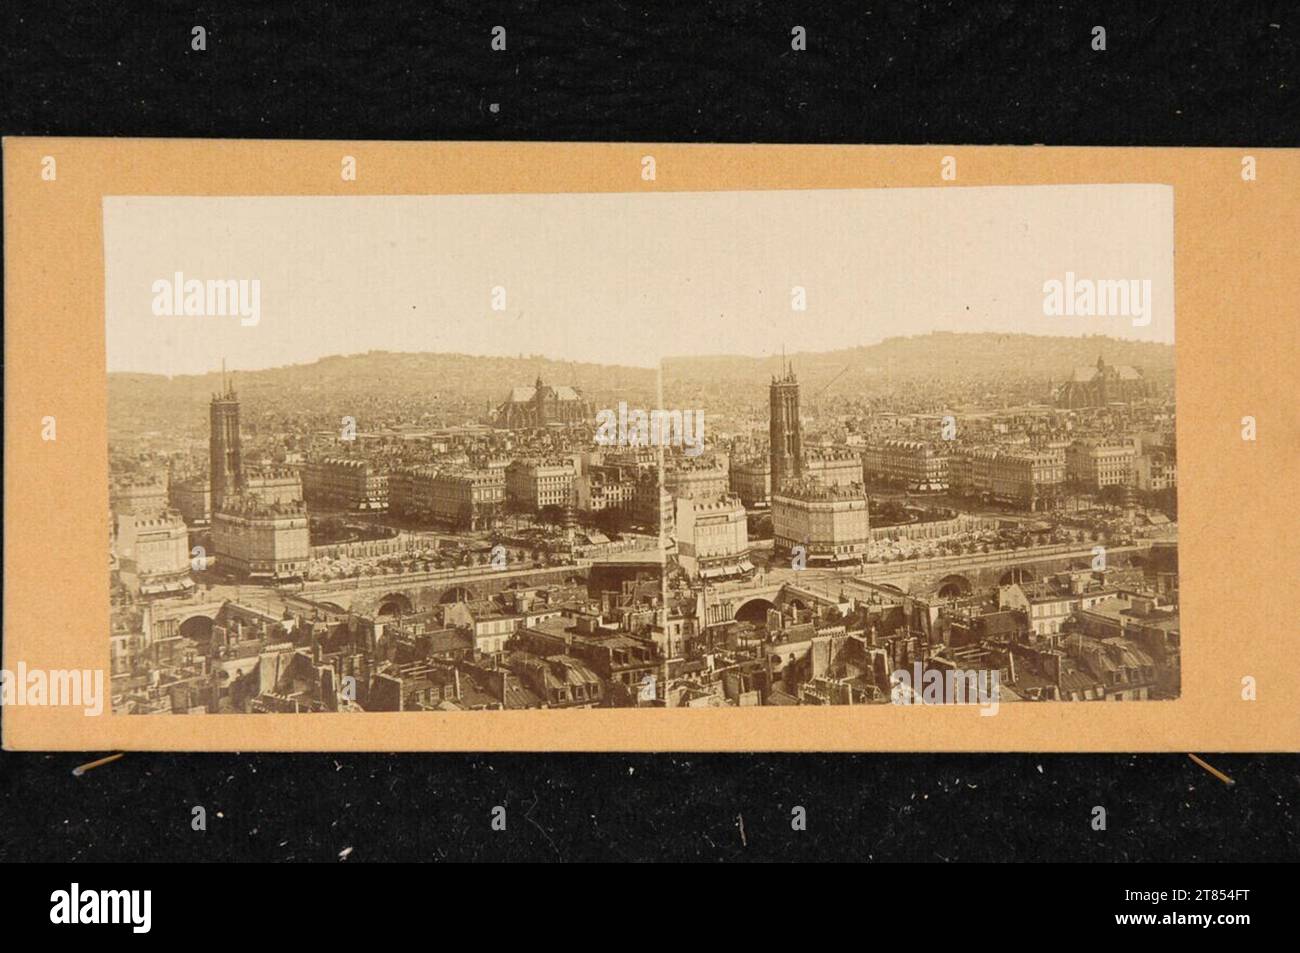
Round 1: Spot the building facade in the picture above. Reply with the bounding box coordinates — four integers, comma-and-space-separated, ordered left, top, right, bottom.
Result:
169, 477, 211, 524
1066, 440, 1137, 490
861, 439, 950, 491
730, 458, 771, 508
111, 477, 169, 518
772, 479, 870, 566
804, 450, 864, 490
115, 511, 194, 597
505, 458, 576, 511
950, 446, 1065, 509
301, 458, 388, 511
574, 470, 637, 513
674, 494, 752, 580
664, 457, 729, 501
1134, 449, 1177, 492
211, 497, 310, 580
632, 471, 674, 535
246, 467, 305, 506
389, 466, 503, 530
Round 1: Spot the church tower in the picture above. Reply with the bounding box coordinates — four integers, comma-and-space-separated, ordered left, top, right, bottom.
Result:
769, 361, 803, 495
209, 365, 244, 515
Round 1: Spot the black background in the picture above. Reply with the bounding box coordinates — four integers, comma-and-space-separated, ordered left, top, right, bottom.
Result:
2, 1, 1297, 862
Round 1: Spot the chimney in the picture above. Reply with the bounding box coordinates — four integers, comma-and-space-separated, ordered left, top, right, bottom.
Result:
1045, 651, 1062, 687
453, 667, 462, 701
1006, 649, 1017, 684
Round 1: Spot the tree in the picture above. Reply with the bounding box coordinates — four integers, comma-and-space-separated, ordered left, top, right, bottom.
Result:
1099, 484, 1127, 508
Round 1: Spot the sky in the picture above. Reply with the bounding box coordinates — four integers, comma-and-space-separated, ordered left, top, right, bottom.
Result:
104, 185, 1174, 376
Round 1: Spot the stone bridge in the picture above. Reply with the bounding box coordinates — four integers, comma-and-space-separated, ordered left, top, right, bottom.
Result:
700, 580, 843, 628
286, 563, 588, 618
852, 543, 1155, 598
144, 599, 229, 643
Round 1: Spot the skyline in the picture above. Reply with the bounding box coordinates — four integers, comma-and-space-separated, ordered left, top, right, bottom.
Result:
106, 328, 1177, 381
107, 336, 1180, 717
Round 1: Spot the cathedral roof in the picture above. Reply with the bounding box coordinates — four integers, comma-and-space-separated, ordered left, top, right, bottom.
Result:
1066, 357, 1144, 383
503, 383, 584, 404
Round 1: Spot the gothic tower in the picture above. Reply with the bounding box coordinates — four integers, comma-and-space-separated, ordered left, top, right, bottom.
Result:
209, 368, 244, 515
769, 361, 802, 495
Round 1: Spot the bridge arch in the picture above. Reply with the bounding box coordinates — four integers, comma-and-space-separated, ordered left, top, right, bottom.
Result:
377, 592, 414, 616
439, 585, 476, 605
936, 574, 973, 599
735, 597, 777, 625
179, 614, 214, 643
998, 567, 1036, 587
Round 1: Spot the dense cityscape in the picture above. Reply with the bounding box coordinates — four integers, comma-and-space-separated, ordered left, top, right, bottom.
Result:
108, 332, 1180, 714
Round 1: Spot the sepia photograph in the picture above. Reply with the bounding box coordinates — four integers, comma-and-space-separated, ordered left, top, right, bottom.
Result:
103, 186, 1178, 716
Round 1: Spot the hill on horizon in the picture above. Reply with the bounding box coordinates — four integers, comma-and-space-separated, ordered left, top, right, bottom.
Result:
108, 332, 1175, 431
662, 331, 1175, 391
